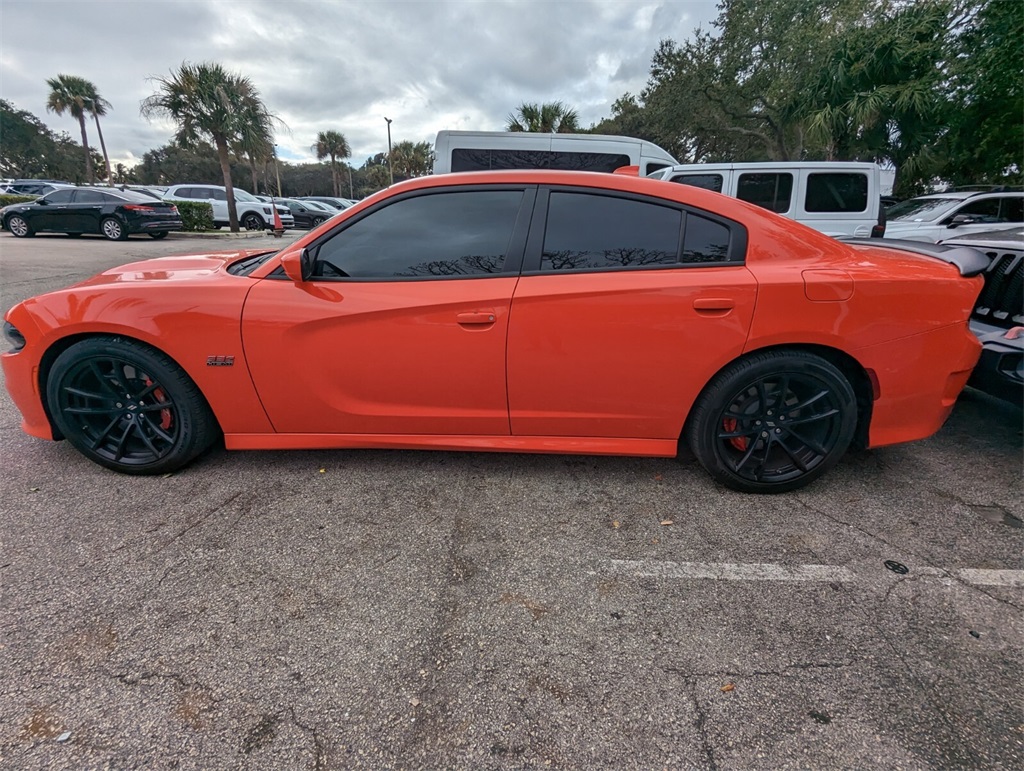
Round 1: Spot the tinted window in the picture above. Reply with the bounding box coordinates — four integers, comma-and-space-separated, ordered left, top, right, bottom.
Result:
670, 174, 724, 193
805, 173, 868, 212
210, 189, 228, 201
452, 148, 631, 173
1003, 197, 1023, 222
314, 190, 523, 279
43, 190, 75, 204
173, 188, 195, 199
645, 162, 671, 176
737, 173, 793, 213
541, 192, 681, 271
75, 190, 108, 204
682, 214, 733, 263
955, 198, 1001, 223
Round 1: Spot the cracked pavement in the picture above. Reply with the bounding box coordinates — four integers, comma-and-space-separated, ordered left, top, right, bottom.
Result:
1, 234, 1022, 769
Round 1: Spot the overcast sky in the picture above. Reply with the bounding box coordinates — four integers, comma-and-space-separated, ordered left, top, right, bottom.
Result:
1, 0, 717, 169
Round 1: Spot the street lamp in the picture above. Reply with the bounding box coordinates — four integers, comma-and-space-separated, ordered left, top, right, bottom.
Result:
273, 143, 282, 197
384, 116, 394, 186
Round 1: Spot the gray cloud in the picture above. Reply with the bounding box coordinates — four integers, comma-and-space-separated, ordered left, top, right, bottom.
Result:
1, 0, 717, 169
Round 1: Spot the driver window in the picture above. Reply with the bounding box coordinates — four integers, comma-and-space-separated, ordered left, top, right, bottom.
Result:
954, 198, 1000, 223
312, 190, 524, 279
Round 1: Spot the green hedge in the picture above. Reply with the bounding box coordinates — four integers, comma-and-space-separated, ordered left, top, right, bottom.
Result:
0, 194, 39, 208
167, 200, 214, 232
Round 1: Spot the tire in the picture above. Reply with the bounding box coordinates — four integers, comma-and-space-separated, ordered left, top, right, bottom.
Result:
685, 350, 857, 494
47, 337, 220, 475
7, 214, 33, 238
100, 217, 127, 241
149, 232, 168, 239
311, 217, 325, 227
241, 212, 265, 231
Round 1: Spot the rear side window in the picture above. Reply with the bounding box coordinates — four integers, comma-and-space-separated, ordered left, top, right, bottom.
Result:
313, 190, 524, 278
541, 192, 681, 271
805, 173, 868, 212
682, 215, 732, 263
737, 173, 793, 213
670, 174, 724, 193
1001, 196, 1023, 222
452, 148, 631, 174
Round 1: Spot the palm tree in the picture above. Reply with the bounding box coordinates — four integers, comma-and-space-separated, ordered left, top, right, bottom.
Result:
85, 84, 113, 185
46, 74, 96, 183
313, 130, 351, 197
506, 102, 581, 133
233, 93, 277, 195
141, 62, 272, 231
388, 140, 434, 180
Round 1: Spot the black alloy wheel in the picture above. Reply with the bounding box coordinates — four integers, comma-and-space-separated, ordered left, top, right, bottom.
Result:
48, 338, 219, 474
687, 350, 857, 493
101, 216, 127, 241
311, 216, 325, 227
242, 213, 264, 231
7, 214, 33, 237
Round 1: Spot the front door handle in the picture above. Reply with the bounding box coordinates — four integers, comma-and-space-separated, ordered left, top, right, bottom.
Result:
456, 311, 497, 325
693, 297, 735, 312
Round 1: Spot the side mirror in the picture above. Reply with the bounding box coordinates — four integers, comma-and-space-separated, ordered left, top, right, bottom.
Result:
281, 247, 314, 282
947, 214, 974, 228
36, 198, 49, 205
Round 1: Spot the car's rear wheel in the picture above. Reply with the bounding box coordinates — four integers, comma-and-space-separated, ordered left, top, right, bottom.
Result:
47, 338, 219, 474
686, 350, 857, 494
7, 215, 33, 237
100, 217, 127, 241
311, 216, 325, 227
242, 213, 264, 231
149, 232, 168, 239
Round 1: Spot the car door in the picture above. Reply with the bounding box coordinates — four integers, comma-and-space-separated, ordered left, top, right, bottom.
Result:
30, 189, 76, 231
71, 189, 109, 232
242, 186, 534, 436
506, 187, 758, 439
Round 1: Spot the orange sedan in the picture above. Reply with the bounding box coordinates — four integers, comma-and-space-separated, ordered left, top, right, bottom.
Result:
2, 171, 987, 493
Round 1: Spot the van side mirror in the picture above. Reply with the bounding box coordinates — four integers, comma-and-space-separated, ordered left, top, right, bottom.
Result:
281, 247, 314, 282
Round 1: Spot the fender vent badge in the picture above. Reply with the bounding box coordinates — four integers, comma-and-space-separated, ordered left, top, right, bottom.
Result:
206, 355, 235, 367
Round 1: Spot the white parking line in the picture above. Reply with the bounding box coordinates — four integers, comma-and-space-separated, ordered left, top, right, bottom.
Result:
608, 560, 856, 582
604, 560, 1024, 587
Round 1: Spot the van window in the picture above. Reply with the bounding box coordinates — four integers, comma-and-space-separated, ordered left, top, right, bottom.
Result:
737, 173, 793, 213
452, 148, 631, 174
805, 173, 868, 213
644, 162, 671, 176
540, 192, 681, 271
670, 174, 724, 193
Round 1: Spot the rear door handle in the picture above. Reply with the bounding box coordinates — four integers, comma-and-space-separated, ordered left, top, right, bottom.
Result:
456, 311, 497, 325
693, 297, 735, 312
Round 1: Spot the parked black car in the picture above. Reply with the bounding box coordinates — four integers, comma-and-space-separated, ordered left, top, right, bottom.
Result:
941, 228, 1023, 406
279, 198, 334, 228
296, 196, 354, 210
2, 188, 182, 240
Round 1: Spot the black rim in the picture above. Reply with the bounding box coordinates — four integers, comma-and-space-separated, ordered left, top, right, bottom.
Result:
57, 356, 180, 466
714, 372, 844, 484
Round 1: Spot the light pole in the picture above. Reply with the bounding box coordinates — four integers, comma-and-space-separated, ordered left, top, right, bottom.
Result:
273, 143, 282, 197
384, 116, 394, 186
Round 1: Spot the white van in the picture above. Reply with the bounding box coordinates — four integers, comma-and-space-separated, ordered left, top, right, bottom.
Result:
648, 162, 884, 238
433, 131, 677, 177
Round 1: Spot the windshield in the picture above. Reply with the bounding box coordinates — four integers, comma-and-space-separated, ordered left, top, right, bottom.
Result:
887, 197, 961, 222
234, 189, 259, 202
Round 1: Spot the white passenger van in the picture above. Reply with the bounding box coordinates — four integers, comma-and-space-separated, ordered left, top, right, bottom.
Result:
433, 131, 677, 177
648, 162, 884, 238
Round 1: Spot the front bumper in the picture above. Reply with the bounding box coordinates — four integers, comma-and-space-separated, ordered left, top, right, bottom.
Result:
968, 321, 1023, 406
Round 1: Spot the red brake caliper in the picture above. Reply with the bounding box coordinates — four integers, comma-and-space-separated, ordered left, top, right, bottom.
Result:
722, 418, 749, 451
144, 377, 173, 430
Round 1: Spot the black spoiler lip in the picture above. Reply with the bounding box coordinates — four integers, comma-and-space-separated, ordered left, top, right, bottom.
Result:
838, 237, 990, 277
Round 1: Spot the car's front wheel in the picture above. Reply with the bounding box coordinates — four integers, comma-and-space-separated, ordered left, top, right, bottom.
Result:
100, 217, 127, 241
242, 213, 265, 231
47, 338, 220, 474
686, 350, 857, 493
7, 214, 34, 238
311, 216, 325, 227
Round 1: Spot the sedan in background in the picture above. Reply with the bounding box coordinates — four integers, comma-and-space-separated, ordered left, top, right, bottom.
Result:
2, 187, 182, 240
297, 196, 355, 210
2, 171, 986, 493
278, 198, 335, 228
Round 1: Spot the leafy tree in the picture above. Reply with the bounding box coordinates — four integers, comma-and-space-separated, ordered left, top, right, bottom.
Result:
313, 130, 351, 197
141, 62, 272, 231
0, 99, 101, 182
135, 141, 242, 187
388, 140, 434, 181
506, 102, 581, 133
46, 73, 97, 182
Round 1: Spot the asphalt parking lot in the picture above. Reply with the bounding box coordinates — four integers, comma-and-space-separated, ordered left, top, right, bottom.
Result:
1, 232, 1021, 770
